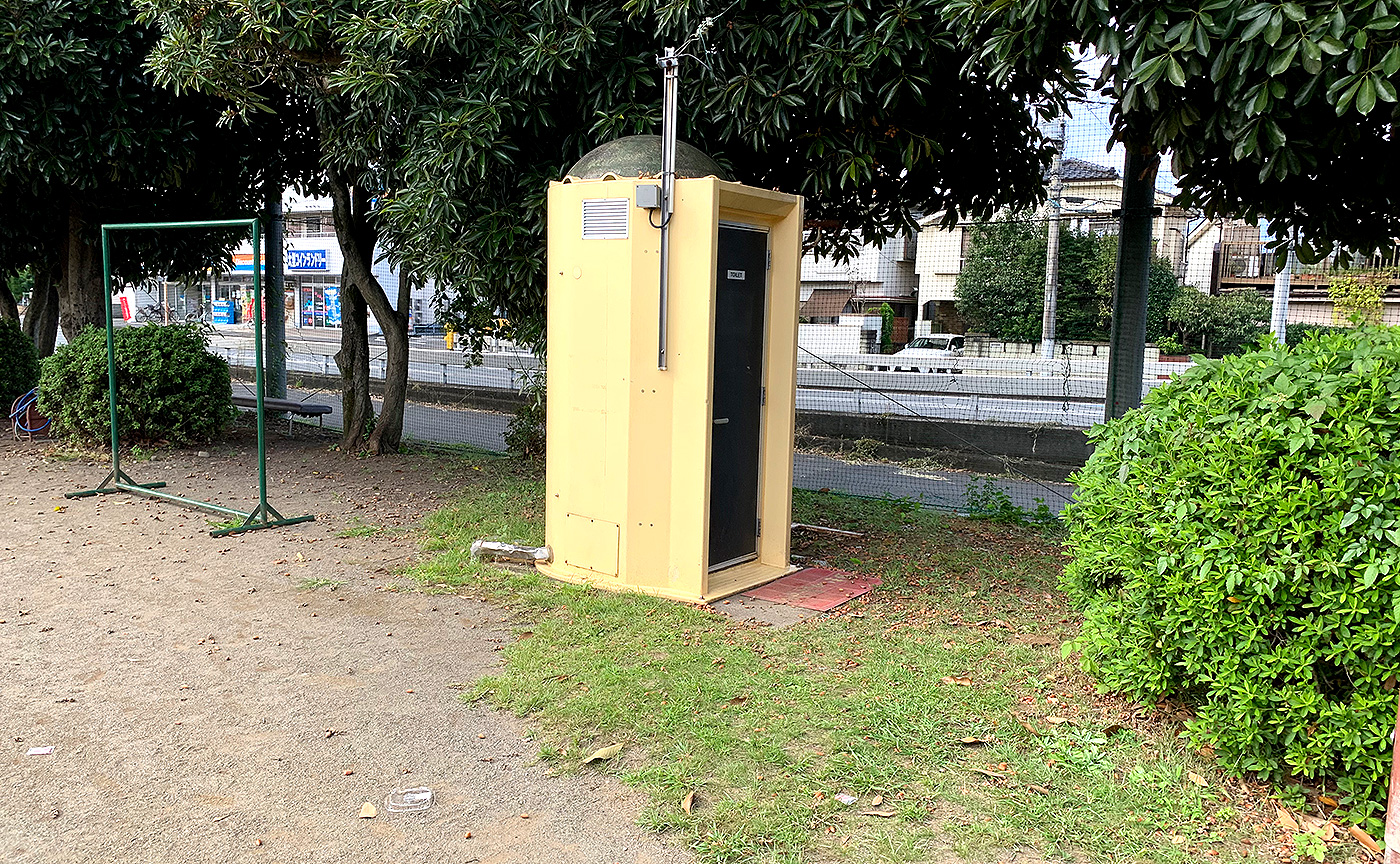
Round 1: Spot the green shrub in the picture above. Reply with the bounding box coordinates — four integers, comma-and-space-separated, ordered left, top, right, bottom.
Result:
505, 368, 546, 459
39, 323, 233, 443
1065, 327, 1400, 832
0, 317, 40, 408
1285, 321, 1346, 345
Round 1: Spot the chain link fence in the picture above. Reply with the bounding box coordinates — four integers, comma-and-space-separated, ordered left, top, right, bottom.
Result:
195, 99, 1396, 518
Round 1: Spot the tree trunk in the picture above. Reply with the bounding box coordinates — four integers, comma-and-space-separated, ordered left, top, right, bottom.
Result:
58, 198, 107, 341
327, 167, 376, 452
363, 269, 411, 454
326, 165, 409, 455
0, 278, 17, 321
335, 280, 373, 451
1104, 146, 1160, 421
22, 262, 60, 357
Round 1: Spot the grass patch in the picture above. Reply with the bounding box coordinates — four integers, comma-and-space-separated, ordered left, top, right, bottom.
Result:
299, 577, 345, 591
409, 462, 1256, 864
336, 518, 393, 539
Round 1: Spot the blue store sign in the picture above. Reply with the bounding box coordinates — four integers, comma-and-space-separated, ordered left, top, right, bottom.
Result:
232, 248, 329, 272
287, 249, 328, 271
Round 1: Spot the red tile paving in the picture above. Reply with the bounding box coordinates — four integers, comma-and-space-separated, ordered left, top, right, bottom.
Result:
741, 567, 881, 611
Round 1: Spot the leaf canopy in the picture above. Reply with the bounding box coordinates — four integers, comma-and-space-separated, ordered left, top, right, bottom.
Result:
140, 0, 1064, 344
944, 0, 1400, 262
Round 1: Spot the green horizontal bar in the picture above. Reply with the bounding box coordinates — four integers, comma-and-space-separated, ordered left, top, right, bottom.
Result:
114, 482, 250, 518
66, 481, 166, 499
102, 219, 256, 231
210, 514, 316, 538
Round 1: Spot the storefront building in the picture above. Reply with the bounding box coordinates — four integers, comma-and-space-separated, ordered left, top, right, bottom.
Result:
211, 196, 437, 331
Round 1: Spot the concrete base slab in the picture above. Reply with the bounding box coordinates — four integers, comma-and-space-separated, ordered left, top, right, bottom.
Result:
708, 594, 818, 628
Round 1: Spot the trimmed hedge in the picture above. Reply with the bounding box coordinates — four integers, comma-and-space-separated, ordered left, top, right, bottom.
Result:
1065, 327, 1400, 831
0, 317, 40, 408
39, 324, 233, 443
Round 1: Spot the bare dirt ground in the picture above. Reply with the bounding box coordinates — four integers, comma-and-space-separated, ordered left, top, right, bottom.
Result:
0, 429, 692, 864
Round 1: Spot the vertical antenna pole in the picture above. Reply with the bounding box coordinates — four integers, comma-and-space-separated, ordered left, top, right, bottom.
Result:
657, 46, 679, 370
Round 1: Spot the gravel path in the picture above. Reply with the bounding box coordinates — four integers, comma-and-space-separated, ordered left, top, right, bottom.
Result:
0, 433, 691, 864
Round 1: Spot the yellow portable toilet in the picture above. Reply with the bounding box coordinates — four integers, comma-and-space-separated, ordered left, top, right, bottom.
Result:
536, 135, 803, 603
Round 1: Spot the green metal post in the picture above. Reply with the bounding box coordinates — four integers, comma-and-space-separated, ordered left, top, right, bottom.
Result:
102, 227, 120, 483
252, 216, 269, 514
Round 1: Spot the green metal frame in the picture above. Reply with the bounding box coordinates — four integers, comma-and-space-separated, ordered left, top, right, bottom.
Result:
66, 218, 315, 537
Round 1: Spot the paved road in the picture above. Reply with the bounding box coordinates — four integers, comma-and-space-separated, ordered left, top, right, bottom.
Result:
249, 385, 1074, 515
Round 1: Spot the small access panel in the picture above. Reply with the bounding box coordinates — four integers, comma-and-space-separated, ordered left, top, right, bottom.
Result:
708, 224, 768, 571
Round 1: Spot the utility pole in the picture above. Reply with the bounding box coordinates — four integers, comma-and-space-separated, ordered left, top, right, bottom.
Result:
1104, 146, 1161, 421
1269, 230, 1297, 341
1041, 115, 1066, 361
263, 178, 287, 400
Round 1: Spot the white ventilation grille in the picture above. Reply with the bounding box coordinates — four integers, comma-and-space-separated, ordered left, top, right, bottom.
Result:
581, 198, 630, 239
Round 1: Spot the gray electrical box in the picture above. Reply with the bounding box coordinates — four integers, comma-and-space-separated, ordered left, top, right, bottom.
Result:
635, 183, 662, 210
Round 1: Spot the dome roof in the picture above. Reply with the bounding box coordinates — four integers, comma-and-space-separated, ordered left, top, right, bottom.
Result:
566, 135, 731, 181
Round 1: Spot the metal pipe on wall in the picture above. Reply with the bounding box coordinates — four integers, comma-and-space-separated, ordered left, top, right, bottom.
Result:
657, 47, 679, 371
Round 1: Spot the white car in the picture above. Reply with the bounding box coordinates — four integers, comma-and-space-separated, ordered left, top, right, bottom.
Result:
888, 334, 965, 372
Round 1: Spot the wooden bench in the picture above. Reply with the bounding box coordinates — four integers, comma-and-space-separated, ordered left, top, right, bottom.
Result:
231, 394, 334, 433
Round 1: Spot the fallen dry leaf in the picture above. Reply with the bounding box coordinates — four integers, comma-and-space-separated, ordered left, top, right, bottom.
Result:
1044, 716, 1070, 726
1026, 784, 1050, 795
582, 743, 623, 764
871, 795, 884, 806
969, 767, 1008, 779
940, 676, 973, 687
1102, 723, 1125, 737
1296, 814, 1334, 842
681, 790, 697, 814
358, 802, 377, 819
957, 736, 987, 746
1017, 719, 1042, 736
1187, 771, 1210, 788
1349, 824, 1382, 854
1277, 807, 1300, 832
860, 808, 898, 818
1319, 795, 1338, 807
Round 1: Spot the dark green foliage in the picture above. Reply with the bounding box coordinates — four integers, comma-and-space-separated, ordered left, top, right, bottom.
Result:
504, 371, 546, 460
39, 324, 233, 443
945, 0, 1400, 264
6, 268, 34, 303
1160, 289, 1270, 358
0, 317, 41, 408
954, 219, 1179, 342
1064, 327, 1400, 831
144, 0, 1063, 351
878, 303, 895, 353
1286, 321, 1347, 345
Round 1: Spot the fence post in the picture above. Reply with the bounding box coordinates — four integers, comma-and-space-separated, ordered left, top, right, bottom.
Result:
1104, 146, 1161, 421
